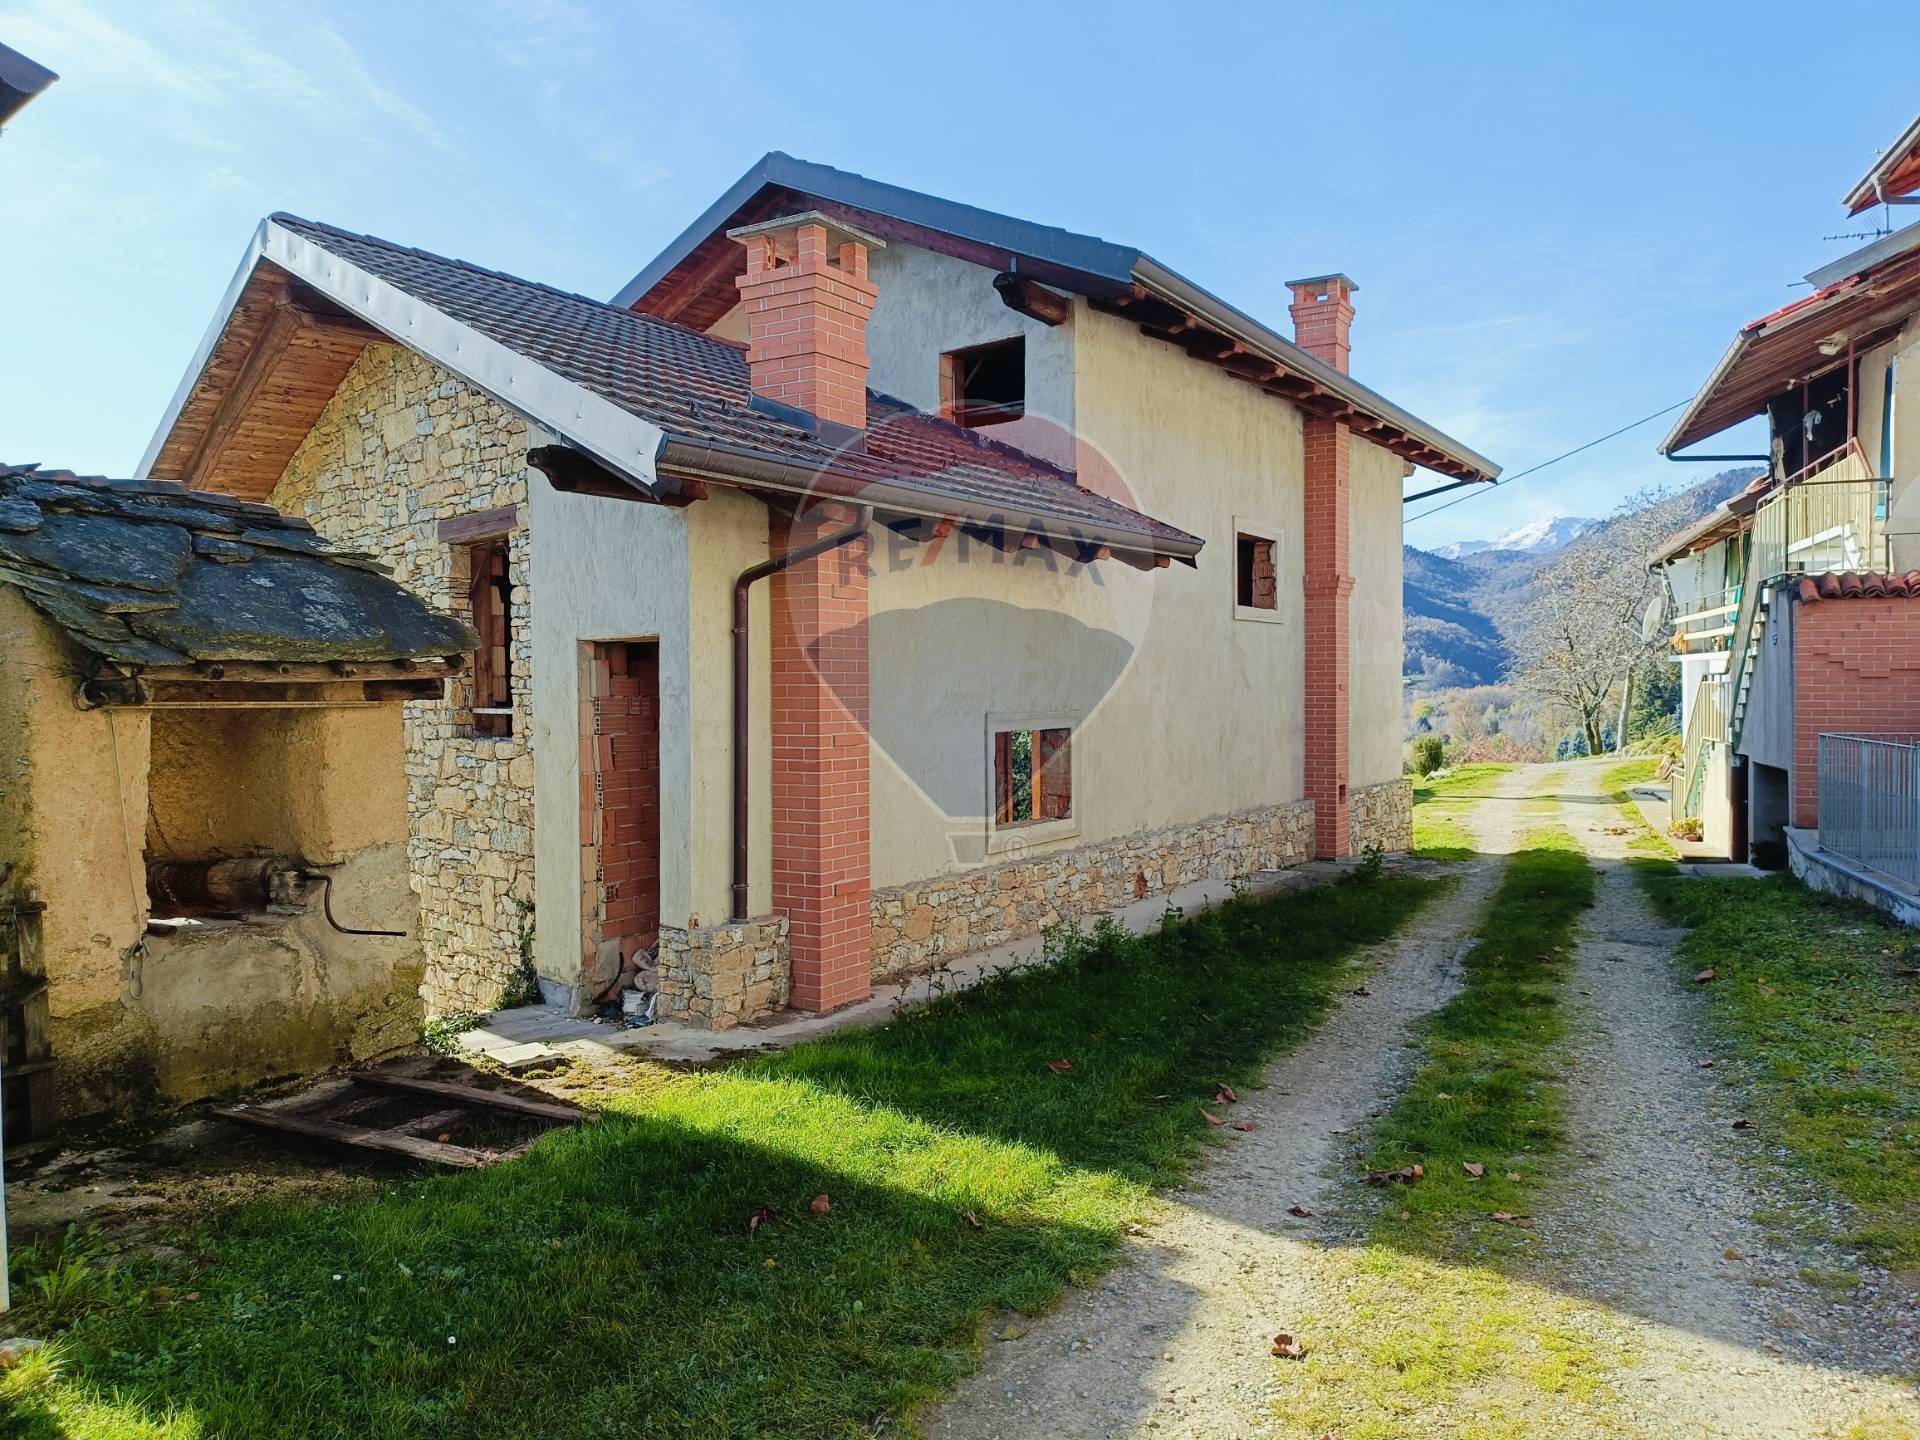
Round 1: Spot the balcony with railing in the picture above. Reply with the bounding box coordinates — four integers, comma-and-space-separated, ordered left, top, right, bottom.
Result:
1667, 441, 1892, 823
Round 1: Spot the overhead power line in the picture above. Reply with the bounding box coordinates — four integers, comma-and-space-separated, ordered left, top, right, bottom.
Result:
1406, 399, 1691, 526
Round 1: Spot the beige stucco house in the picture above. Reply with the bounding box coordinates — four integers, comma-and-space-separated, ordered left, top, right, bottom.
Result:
137, 155, 1497, 1027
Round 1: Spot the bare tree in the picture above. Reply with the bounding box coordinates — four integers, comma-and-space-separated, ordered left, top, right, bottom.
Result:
1504, 489, 1694, 756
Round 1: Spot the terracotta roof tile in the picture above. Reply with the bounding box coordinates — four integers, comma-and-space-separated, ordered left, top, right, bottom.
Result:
270, 214, 1199, 557
1793, 571, 1920, 602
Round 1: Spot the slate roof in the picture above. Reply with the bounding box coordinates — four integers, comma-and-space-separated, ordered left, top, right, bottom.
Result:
269, 214, 1202, 557
1794, 571, 1920, 602
0, 464, 474, 668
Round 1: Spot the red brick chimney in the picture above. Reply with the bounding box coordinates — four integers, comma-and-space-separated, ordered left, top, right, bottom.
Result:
730, 212, 884, 431
1287, 274, 1358, 858
1287, 274, 1357, 374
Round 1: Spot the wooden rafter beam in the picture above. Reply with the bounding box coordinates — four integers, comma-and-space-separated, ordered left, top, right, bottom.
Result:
644, 240, 747, 322
184, 298, 301, 489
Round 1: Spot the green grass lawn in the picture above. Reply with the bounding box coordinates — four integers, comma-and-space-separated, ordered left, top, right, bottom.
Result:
1598, 757, 1679, 860
4, 874, 1437, 1440
1411, 763, 1512, 860
1270, 831, 1629, 1437
1641, 871, 1920, 1269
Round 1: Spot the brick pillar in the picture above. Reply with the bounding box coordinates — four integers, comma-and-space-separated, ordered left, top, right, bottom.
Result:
731, 212, 884, 432
1302, 415, 1353, 858
770, 508, 872, 1012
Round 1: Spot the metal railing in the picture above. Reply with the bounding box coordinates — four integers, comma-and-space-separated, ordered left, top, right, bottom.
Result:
1725, 443, 1890, 747
1673, 673, 1729, 823
1818, 732, 1920, 890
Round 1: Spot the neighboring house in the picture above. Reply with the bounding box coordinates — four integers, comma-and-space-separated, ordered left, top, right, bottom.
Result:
1654, 116, 1920, 917
0, 41, 56, 130
138, 154, 1497, 1026
0, 464, 472, 1132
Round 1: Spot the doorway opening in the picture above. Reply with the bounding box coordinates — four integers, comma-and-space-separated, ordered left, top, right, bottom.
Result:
584, 640, 660, 1011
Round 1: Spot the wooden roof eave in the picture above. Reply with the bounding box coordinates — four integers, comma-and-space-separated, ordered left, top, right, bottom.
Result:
1090, 286, 1490, 484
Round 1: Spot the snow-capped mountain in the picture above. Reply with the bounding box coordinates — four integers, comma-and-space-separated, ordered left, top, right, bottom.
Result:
1431, 515, 1593, 560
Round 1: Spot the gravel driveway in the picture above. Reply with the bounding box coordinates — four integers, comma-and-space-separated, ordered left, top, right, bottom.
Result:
921, 766, 1546, 1440
922, 762, 1920, 1438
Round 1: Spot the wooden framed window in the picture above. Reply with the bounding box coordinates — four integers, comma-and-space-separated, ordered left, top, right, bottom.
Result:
993, 725, 1072, 825
941, 337, 1026, 428
465, 536, 514, 736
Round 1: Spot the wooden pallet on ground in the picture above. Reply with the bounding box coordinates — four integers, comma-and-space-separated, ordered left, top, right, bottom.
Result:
213, 1065, 587, 1168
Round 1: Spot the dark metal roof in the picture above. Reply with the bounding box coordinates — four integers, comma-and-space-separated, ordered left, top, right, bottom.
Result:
612, 152, 1142, 310
608, 153, 1498, 484
0, 42, 56, 127
268, 214, 1201, 559
0, 463, 473, 668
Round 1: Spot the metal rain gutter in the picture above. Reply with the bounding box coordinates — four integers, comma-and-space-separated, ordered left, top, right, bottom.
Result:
655, 437, 1202, 564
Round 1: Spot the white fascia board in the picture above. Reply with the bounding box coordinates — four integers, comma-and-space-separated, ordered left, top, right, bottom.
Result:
138, 219, 666, 489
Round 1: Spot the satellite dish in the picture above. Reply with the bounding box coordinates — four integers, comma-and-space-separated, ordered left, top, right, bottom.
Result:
1639, 591, 1668, 642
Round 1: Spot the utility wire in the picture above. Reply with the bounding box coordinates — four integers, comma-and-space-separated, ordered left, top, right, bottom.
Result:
1406, 399, 1691, 526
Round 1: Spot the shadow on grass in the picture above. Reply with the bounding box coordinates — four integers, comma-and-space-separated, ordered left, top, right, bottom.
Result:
4, 876, 1436, 1440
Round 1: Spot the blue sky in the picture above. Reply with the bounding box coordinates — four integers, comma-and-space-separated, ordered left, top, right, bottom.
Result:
1, 0, 1913, 548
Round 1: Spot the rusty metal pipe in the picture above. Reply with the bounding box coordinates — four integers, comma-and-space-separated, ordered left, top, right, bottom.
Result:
730, 504, 870, 922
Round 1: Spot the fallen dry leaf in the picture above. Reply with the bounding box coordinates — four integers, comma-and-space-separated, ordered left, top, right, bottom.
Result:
963, 1211, 984, 1231
1366, 1164, 1424, 1186
1271, 1332, 1306, 1359
1216, 1083, 1239, 1105
748, 1205, 776, 1234
1201, 1107, 1225, 1126
1047, 1058, 1073, 1074
1693, 968, 1717, 984
1731, 1119, 1754, 1130
1125, 1222, 1146, 1236
1350, 985, 1371, 997
1724, 1246, 1745, 1262
1230, 1121, 1254, 1132
1287, 1204, 1314, 1219
1698, 1058, 1717, 1069
1463, 1162, 1485, 1178
1489, 1212, 1534, 1228
809, 1194, 831, 1216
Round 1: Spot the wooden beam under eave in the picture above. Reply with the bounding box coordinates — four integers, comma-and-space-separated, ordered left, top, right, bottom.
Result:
643, 240, 746, 323
285, 299, 384, 346
183, 301, 303, 491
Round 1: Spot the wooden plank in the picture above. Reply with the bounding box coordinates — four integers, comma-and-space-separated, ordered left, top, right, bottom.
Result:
390, 1106, 472, 1138
349, 1071, 585, 1123
437, 505, 522, 545
185, 298, 300, 490
213, 1104, 494, 1168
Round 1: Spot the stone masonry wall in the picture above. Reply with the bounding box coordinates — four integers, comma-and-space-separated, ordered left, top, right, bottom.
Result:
273, 345, 537, 1014
657, 916, 789, 1029
870, 799, 1315, 980
1349, 778, 1413, 855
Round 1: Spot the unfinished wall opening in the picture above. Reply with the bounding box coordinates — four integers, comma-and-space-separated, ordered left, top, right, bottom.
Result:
941, 337, 1025, 429
1236, 532, 1277, 611
582, 640, 661, 1013
143, 706, 409, 920
1749, 760, 1791, 869
462, 535, 515, 736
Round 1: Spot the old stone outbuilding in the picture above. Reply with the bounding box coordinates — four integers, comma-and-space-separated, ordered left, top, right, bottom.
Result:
0, 464, 471, 1133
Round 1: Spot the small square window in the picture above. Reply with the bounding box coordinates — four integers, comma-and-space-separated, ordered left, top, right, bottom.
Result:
464, 536, 515, 736
943, 337, 1025, 428
1236, 532, 1277, 611
994, 725, 1071, 825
